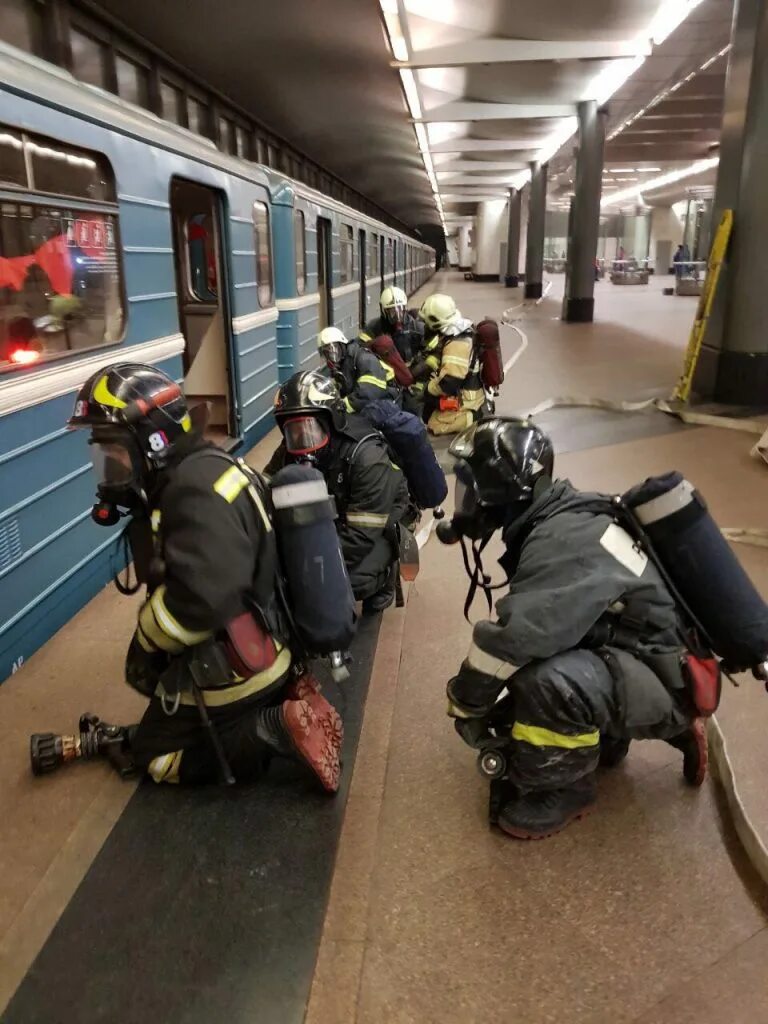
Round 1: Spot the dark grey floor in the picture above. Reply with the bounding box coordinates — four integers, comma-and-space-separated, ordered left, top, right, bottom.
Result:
4, 616, 381, 1024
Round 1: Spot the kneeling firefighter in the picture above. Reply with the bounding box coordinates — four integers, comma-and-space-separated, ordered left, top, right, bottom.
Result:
437, 417, 768, 840
30, 363, 356, 790
416, 294, 486, 436
267, 371, 411, 614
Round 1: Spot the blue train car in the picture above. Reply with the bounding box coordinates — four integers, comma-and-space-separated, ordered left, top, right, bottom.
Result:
0, 44, 434, 682
270, 177, 435, 380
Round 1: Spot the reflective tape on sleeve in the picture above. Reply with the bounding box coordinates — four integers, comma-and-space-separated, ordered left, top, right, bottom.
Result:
511, 723, 600, 749
465, 641, 517, 681
357, 374, 387, 390
346, 510, 389, 529
148, 585, 212, 648
213, 464, 251, 503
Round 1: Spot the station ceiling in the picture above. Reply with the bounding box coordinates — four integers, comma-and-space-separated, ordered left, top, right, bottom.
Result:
92, 0, 733, 234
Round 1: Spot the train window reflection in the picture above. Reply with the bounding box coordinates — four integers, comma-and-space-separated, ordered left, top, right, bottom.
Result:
253, 201, 274, 307
340, 223, 353, 284
0, 202, 124, 371
294, 209, 306, 296
186, 213, 218, 301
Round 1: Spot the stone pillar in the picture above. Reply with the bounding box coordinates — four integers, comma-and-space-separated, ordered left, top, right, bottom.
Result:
525, 161, 548, 299
692, 0, 768, 403
458, 224, 472, 270
562, 100, 606, 322
505, 187, 522, 287
473, 200, 507, 281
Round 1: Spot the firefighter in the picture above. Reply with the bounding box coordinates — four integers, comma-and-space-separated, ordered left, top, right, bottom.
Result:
317, 326, 399, 412
360, 286, 425, 365
268, 370, 409, 614
438, 417, 707, 840
415, 293, 485, 435
30, 364, 343, 791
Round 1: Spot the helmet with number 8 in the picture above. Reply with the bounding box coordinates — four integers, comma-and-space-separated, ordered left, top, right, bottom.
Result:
68, 363, 192, 503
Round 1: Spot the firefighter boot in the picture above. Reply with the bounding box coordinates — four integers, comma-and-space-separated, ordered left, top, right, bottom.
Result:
665, 718, 708, 786
362, 566, 397, 615
497, 776, 597, 840
255, 700, 342, 794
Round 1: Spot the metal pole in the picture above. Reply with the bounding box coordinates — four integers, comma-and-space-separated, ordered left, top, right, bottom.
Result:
505, 188, 522, 287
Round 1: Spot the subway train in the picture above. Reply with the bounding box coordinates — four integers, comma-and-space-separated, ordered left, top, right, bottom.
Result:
0, 43, 435, 682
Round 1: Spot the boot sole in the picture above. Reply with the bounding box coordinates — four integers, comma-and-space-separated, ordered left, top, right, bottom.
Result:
282, 699, 341, 794
684, 718, 708, 787
286, 676, 344, 749
497, 802, 595, 841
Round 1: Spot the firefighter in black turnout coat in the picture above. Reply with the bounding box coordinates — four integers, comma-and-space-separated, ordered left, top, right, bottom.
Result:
267, 370, 409, 614
30, 363, 344, 791
438, 417, 707, 840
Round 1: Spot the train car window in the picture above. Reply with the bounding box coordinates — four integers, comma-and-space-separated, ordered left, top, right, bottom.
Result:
235, 126, 249, 159
185, 213, 218, 301
0, 129, 26, 189
115, 54, 150, 109
70, 28, 109, 90
253, 201, 274, 307
0, 201, 124, 371
339, 224, 354, 284
160, 80, 185, 126
294, 209, 306, 296
1, 0, 45, 55
27, 136, 115, 203
187, 97, 208, 136
369, 233, 379, 277
218, 117, 236, 154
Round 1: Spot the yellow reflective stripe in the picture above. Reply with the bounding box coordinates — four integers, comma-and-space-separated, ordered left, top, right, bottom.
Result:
165, 645, 292, 708
425, 355, 440, 369
148, 750, 183, 784
139, 599, 185, 654
151, 509, 161, 534
344, 396, 354, 412
347, 510, 389, 528
512, 723, 600, 749
213, 464, 250, 503
358, 374, 387, 389
150, 585, 212, 648
381, 363, 396, 381
246, 483, 273, 533
442, 355, 470, 369
93, 374, 127, 409
359, 331, 373, 341
136, 621, 159, 653
181, 413, 192, 433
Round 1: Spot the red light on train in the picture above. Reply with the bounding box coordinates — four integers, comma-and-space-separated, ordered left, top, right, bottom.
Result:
10, 347, 41, 365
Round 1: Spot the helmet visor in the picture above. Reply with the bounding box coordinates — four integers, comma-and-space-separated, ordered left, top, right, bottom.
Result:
382, 303, 405, 328
89, 440, 137, 490
281, 415, 330, 456
320, 341, 345, 368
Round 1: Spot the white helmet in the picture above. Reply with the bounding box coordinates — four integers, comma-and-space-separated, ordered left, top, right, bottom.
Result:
380, 286, 407, 328
419, 293, 459, 333
317, 326, 349, 369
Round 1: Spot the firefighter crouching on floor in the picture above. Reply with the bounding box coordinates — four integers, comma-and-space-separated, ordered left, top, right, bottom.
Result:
266, 370, 409, 614
415, 293, 485, 435
317, 326, 399, 412
437, 417, 707, 840
359, 287, 424, 414
30, 363, 344, 791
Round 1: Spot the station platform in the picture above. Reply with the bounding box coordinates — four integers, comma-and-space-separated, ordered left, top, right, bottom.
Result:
2, 272, 767, 1024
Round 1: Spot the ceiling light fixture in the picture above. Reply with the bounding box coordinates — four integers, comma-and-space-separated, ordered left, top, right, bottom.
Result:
399, 68, 422, 120
648, 0, 706, 45
601, 156, 718, 207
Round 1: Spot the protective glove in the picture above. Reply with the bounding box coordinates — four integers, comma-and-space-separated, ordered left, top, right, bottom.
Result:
427, 376, 443, 397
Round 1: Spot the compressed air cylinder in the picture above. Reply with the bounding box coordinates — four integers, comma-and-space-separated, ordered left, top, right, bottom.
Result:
623, 472, 768, 671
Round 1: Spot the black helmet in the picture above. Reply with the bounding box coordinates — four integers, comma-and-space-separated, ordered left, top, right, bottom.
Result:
273, 370, 346, 459
69, 363, 192, 511
449, 417, 554, 507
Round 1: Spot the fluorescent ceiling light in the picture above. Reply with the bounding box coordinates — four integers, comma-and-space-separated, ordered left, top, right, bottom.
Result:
610, 167, 635, 173
647, 0, 706, 45
601, 157, 718, 207
637, 167, 662, 172
400, 68, 422, 119
585, 55, 646, 105
414, 122, 430, 153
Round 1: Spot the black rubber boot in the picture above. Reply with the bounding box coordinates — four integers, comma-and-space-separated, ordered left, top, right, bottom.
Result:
362, 566, 396, 615
665, 718, 707, 786
599, 736, 631, 769
497, 776, 597, 840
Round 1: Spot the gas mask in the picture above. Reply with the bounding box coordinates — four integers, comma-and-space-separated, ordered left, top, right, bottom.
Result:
88, 435, 148, 526
320, 341, 345, 371
281, 415, 332, 468
383, 304, 405, 331
436, 461, 525, 620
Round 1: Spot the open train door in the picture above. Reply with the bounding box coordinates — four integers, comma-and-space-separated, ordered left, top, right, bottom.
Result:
317, 216, 333, 330
170, 177, 237, 446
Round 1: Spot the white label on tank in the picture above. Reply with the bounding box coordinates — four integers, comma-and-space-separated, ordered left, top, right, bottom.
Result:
599, 523, 648, 578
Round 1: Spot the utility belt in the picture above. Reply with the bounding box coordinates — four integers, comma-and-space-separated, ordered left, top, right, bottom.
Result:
156, 612, 291, 712
584, 612, 721, 718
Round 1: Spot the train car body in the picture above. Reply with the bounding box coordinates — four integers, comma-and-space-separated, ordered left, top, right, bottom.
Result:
0, 44, 434, 682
